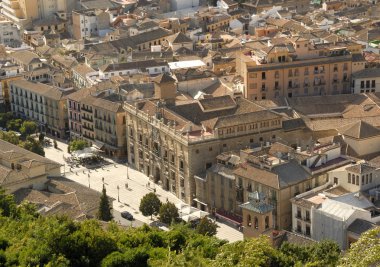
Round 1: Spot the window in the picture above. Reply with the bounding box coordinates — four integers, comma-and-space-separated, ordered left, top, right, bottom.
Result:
247, 214, 252, 227
372, 80, 376, 88
370, 173, 373, 183
356, 175, 359, 185
265, 216, 269, 229
261, 72, 266, 80
209, 147, 212, 151
250, 83, 257, 89
362, 175, 364, 185
249, 73, 257, 78
366, 80, 370, 88
254, 217, 258, 229
361, 81, 365, 89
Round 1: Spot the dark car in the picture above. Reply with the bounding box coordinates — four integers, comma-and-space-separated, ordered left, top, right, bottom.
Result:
121, 211, 134, 221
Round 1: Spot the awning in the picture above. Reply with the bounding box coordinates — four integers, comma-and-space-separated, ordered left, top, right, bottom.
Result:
92, 141, 104, 150
216, 212, 242, 225
193, 198, 208, 207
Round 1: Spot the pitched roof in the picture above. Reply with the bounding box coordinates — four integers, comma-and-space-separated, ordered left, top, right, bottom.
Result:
10, 79, 68, 101
352, 68, 380, 79
339, 120, 380, 139
153, 73, 176, 84
347, 219, 376, 235
10, 51, 42, 65
345, 163, 376, 174
167, 32, 192, 44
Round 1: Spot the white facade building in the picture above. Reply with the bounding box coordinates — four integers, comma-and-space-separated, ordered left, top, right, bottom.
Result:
352, 68, 380, 94
170, 0, 199, 11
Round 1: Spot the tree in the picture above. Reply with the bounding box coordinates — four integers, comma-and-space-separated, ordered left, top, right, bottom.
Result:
196, 217, 218, 236
97, 186, 113, 222
339, 227, 380, 267
0, 131, 20, 145
6, 119, 22, 132
53, 140, 58, 149
69, 139, 89, 152
39, 133, 45, 142
159, 202, 179, 225
0, 112, 14, 128
213, 235, 285, 267
19, 136, 45, 156
139, 193, 161, 219
20, 121, 37, 136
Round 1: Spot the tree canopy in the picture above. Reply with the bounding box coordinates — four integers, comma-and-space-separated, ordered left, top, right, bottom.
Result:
97, 186, 113, 222
159, 202, 179, 225
0, 189, 353, 267
196, 217, 218, 237
139, 193, 161, 219
69, 139, 90, 152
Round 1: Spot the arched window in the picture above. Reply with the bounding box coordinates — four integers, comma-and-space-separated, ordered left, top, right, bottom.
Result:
356, 175, 359, 185
265, 216, 269, 229
348, 173, 351, 183
247, 214, 252, 227
254, 217, 258, 229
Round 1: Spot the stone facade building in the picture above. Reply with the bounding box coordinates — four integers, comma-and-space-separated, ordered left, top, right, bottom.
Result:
9, 79, 72, 137
124, 73, 312, 203
237, 38, 365, 100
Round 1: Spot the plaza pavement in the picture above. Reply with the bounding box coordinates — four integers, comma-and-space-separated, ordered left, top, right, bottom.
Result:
44, 139, 243, 242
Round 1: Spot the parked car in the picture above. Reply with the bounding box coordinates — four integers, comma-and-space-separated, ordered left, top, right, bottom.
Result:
121, 211, 134, 221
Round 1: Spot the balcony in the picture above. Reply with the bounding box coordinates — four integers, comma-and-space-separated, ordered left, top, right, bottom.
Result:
82, 116, 93, 122
83, 134, 94, 140
81, 106, 92, 113
274, 86, 281, 91
82, 125, 93, 131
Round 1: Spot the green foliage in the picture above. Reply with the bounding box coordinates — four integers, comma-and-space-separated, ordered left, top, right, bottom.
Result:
139, 193, 161, 219
0, 189, 346, 267
196, 217, 218, 236
213, 235, 284, 267
0, 131, 19, 145
159, 202, 179, 225
97, 186, 113, 222
19, 136, 45, 156
0, 112, 14, 128
101, 248, 149, 267
20, 121, 37, 136
69, 139, 89, 152
339, 227, 380, 267
54, 140, 58, 149
38, 133, 45, 142
280, 240, 340, 266
6, 119, 22, 132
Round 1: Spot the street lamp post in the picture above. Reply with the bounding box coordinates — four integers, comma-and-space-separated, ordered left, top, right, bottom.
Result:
117, 185, 120, 202
126, 164, 129, 180
88, 174, 90, 188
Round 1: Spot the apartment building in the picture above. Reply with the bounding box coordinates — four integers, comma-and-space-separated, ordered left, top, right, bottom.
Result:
195, 141, 351, 231
237, 37, 365, 100
72, 9, 111, 40
291, 162, 380, 249
9, 79, 72, 138
67, 86, 127, 158
0, 15, 21, 47
351, 68, 380, 94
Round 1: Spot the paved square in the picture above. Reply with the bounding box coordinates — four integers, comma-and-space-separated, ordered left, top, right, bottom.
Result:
44, 139, 243, 242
